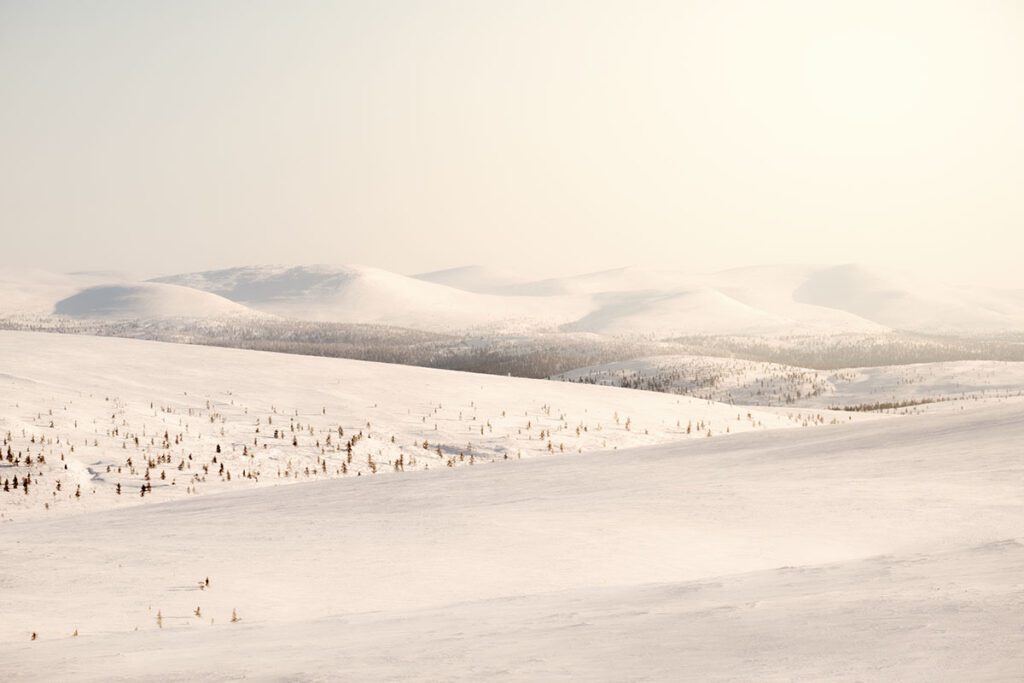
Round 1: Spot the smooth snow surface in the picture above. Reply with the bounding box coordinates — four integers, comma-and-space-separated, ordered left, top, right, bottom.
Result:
53, 283, 258, 319
412, 264, 533, 293
0, 269, 120, 316
1, 386, 1021, 680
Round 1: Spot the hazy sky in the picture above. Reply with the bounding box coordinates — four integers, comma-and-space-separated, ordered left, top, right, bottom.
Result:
1, 0, 1022, 285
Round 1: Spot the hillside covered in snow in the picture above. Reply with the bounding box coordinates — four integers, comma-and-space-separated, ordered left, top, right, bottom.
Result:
0, 331, 837, 522
556, 355, 1024, 412
0, 332, 1020, 680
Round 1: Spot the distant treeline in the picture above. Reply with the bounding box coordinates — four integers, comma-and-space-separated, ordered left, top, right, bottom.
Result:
0, 316, 683, 378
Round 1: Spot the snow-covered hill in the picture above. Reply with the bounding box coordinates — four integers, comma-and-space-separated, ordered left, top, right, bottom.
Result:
150, 262, 1024, 335
561, 287, 794, 336
0, 269, 123, 316
4, 263, 1023, 337
705, 264, 892, 333
146, 263, 890, 336
53, 283, 258, 319
493, 265, 696, 297
153, 264, 590, 331
1, 383, 1021, 680
412, 264, 532, 293
556, 355, 1024, 412
0, 331, 834, 522
791, 263, 1024, 333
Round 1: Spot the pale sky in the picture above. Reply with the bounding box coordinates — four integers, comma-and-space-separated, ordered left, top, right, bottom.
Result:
1, 0, 1022, 286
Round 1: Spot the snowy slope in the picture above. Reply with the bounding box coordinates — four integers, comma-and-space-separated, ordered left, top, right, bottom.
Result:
0, 331, 832, 522
557, 355, 1024, 411
495, 266, 697, 296
800, 360, 1024, 411
556, 355, 836, 404
53, 283, 259, 319
0, 269, 122, 316
412, 264, 532, 293
706, 264, 891, 333
151, 264, 896, 336
1, 399, 1021, 680
560, 287, 793, 336
153, 264, 590, 331
6, 262, 1024, 335
503, 263, 1024, 334
792, 263, 1024, 333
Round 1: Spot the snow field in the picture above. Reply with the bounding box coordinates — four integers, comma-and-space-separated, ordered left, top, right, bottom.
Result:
0, 399, 1021, 680
0, 332, 846, 522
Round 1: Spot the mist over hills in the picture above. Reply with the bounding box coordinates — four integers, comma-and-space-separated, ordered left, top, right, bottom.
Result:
412, 265, 533, 294
54, 283, 257, 320
149, 262, 1024, 336
1, 262, 1021, 337
153, 264, 590, 330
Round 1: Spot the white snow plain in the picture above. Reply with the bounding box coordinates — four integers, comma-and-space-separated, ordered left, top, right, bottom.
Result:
0, 332, 1022, 681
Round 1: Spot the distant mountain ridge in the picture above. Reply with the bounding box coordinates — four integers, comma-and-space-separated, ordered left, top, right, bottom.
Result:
2, 263, 1020, 336
152, 264, 590, 330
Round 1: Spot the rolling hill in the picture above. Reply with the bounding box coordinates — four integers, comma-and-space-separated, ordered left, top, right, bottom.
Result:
153, 264, 590, 331
0, 332, 1020, 680
2, 262, 1022, 337
54, 283, 258, 319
